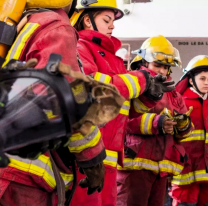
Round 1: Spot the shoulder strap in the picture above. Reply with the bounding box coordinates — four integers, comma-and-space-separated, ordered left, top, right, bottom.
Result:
17, 9, 52, 33
49, 151, 65, 206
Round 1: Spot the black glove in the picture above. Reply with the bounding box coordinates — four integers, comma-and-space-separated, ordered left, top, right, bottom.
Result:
79, 162, 105, 195
144, 74, 175, 100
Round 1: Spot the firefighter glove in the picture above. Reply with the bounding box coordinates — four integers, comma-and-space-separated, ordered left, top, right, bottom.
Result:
174, 114, 191, 132
145, 74, 175, 100
174, 106, 193, 132
79, 162, 105, 195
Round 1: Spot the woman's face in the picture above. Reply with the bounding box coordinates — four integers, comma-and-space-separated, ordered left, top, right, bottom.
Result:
189, 71, 208, 94
146, 62, 169, 77
84, 10, 115, 38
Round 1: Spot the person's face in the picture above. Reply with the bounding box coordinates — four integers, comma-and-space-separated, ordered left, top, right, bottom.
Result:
146, 62, 169, 77
84, 10, 115, 38
189, 71, 208, 94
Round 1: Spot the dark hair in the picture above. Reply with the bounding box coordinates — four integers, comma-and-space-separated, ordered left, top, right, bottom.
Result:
188, 68, 208, 87
74, 9, 105, 31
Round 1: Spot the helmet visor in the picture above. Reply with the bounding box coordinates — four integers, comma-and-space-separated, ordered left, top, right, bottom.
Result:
133, 46, 182, 68
145, 47, 182, 68
1, 78, 62, 126
0, 77, 69, 151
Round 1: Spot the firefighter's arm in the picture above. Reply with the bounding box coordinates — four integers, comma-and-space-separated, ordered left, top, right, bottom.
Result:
77, 44, 149, 99
127, 112, 167, 136
93, 71, 149, 100
129, 95, 158, 119
95, 72, 175, 102
173, 95, 194, 140
68, 126, 106, 168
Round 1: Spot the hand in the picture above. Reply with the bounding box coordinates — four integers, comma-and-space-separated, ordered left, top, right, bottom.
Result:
79, 162, 105, 195
163, 119, 177, 134
145, 74, 175, 100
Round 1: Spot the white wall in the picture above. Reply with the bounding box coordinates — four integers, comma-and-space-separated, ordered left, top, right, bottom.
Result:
114, 0, 208, 38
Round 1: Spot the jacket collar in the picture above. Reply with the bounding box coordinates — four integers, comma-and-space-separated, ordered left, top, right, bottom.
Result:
183, 87, 208, 100
183, 87, 203, 99
78, 30, 122, 54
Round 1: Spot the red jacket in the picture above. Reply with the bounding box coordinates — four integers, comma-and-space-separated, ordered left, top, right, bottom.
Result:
0, 9, 105, 196
118, 67, 193, 176
77, 30, 150, 166
172, 83, 208, 185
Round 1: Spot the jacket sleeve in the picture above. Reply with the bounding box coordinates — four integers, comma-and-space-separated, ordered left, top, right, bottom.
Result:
25, 24, 106, 168
174, 93, 194, 140
127, 93, 160, 134
129, 95, 158, 119
127, 110, 166, 135
68, 126, 106, 168
77, 44, 150, 100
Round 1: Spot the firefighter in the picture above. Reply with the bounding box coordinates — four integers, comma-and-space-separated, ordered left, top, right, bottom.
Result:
0, 0, 107, 205
169, 55, 208, 206
116, 35, 194, 206
70, 2, 175, 205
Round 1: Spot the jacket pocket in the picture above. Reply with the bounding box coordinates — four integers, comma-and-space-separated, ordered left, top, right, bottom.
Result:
125, 134, 143, 159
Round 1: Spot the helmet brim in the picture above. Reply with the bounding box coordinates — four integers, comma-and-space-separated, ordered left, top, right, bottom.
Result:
76, 6, 124, 20
181, 65, 208, 80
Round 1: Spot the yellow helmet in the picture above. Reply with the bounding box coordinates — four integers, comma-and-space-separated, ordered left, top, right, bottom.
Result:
70, 0, 123, 27
181, 55, 208, 79
131, 35, 182, 71
26, 0, 73, 9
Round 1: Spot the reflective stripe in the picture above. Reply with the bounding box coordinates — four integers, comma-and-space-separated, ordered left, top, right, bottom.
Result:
180, 130, 205, 142
140, 113, 156, 135
159, 160, 183, 176
119, 100, 130, 115
205, 133, 208, 143
69, 126, 101, 153
3, 23, 40, 66
7, 154, 73, 189
133, 98, 150, 114
172, 170, 208, 185
179, 130, 193, 139
94, 72, 111, 83
118, 74, 141, 99
103, 150, 118, 167
117, 158, 182, 175
117, 157, 159, 173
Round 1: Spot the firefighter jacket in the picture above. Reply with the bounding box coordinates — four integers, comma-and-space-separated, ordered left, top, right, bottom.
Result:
172, 86, 208, 185
0, 9, 106, 195
77, 30, 150, 167
118, 67, 193, 177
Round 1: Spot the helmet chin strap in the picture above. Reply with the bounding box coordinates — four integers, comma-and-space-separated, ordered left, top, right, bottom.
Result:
88, 11, 98, 31
190, 73, 204, 95
68, 0, 78, 19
